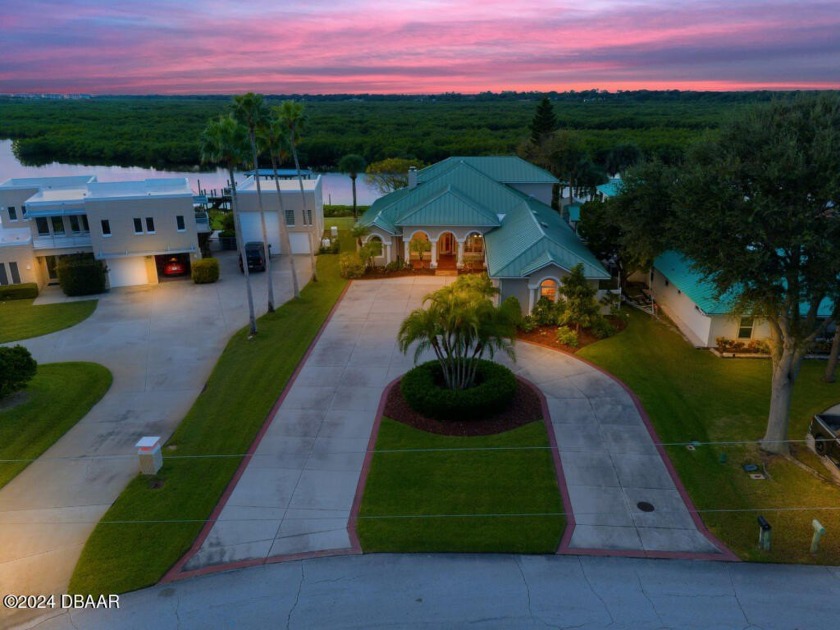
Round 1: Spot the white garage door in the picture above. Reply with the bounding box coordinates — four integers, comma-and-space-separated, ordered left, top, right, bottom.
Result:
238, 212, 282, 255
290, 232, 312, 254
107, 257, 148, 288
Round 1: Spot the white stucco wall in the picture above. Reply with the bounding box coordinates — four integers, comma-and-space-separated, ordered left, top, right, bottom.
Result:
651, 269, 713, 346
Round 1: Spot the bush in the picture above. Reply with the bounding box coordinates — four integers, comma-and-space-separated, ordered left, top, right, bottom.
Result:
518, 315, 537, 333
532, 297, 561, 326
339, 252, 365, 278
220, 212, 235, 232
0, 345, 37, 400
0, 283, 38, 301
56, 254, 106, 296
383, 259, 409, 273
590, 318, 616, 339
192, 258, 220, 284
401, 360, 517, 421
555, 326, 579, 348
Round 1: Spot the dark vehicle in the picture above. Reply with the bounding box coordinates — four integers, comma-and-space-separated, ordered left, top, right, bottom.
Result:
810, 414, 840, 465
162, 256, 188, 276
239, 241, 266, 273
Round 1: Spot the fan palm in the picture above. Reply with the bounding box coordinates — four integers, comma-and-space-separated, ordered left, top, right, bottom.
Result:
337, 154, 367, 218
200, 114, 258, 336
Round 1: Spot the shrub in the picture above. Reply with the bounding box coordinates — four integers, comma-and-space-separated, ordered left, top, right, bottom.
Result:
590, 318, 616, 339
400, 360, 517, 421
56, 254, 106, 296
518, 315, 537, 333
220, 212, 235, 232
555, 326, 579, 348
383, 259, 409, 273
0, 283, 38, 301
192, 258, 220, 284
532, 297, 560, 325
339, 252, 365, 278
0, 345, 37, 400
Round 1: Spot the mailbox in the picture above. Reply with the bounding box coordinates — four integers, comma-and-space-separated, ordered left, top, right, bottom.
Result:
135, 436, 162, 475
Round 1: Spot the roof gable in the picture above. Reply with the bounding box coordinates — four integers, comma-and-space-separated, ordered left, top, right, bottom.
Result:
395, 186, 500, 227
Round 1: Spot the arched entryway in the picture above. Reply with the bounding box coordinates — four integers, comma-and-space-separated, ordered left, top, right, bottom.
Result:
436, 231, 457, 271
406, 231, 432, 268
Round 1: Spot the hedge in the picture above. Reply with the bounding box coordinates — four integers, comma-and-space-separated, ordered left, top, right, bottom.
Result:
57, 254, 106, 296
0, 283, 38, 301
400, 359, 517, 421
192, 258, 220, 284
0, 345, 37, 399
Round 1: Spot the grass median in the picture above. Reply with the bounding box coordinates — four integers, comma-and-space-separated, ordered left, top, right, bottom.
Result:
358, 419, 565, 553
0, 362, 112, 489
70, 254, 347, 595
579, 310, 840, 563
0, 298, 97, 343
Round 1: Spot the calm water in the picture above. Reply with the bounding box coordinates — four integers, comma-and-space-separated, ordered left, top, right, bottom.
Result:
0, 139, 381, 206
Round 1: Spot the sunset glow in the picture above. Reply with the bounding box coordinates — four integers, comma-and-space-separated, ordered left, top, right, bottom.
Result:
2, 0, 839, 94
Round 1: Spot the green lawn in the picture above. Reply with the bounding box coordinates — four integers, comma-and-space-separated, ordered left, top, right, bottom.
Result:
70, 253, 347, 595
358, 419, 565, 553
579, 310, 840, 563
0, 362, 111, 489
0, 298, 97, 343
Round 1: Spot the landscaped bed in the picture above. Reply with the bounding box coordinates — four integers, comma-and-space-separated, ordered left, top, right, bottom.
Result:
0, 298, 97, 343
358, 378, 564, 553
0, 362, 111, 489
70, 253, 347, 595
579, 310, 840, 564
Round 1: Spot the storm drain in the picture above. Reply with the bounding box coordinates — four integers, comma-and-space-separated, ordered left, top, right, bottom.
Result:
636, 501, 655, 512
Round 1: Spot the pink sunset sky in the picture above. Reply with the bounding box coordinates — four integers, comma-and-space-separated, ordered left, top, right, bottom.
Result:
2, 0, 839, 94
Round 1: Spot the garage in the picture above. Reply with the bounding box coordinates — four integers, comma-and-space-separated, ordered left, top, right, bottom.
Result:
106, 257, 149, 288
155, 253, 192, 281
239, 212, 282, 254
289, 232, 312, 254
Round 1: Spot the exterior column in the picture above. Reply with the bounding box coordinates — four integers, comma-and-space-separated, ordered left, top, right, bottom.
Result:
404, 239, 411, 263
527, 285, 536, 313
430, 239, 438, 269
385, 242, 392, 263
456, 239, 465, 269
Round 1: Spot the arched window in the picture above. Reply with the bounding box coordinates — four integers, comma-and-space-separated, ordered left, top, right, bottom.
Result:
464, 233, 484, 254
539, 278, 559, 302
367, 235, 383, 256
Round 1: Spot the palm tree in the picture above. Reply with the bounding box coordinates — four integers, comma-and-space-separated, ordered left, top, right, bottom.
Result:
337, 154, 367, 218
200, 115, 258, 336
258, 117, 300, 299
232, 92, 275, 312
276, 100, 317, 282
398, 274, 519, 390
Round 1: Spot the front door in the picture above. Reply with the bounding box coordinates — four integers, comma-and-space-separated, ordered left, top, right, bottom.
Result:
46, 255, 59, 284
439, 233, 453, 255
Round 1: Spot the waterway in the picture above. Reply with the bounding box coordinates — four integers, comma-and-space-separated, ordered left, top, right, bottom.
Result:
0, 140, 382, 206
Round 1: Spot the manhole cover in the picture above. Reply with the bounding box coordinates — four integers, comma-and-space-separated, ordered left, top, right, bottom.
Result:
637, 501, 655, 512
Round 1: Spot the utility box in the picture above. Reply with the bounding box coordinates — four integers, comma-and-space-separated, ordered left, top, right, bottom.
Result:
135, 436, 162, 475
322, 238, 332, 249
330, 226, 338, 238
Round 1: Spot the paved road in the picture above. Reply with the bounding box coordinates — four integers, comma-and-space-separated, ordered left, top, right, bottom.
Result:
178, 276, 724, 578
0, 253, 311, 629
24, 554, 840, 629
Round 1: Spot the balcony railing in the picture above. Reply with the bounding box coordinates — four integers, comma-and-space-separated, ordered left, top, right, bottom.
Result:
32, 233, 92, 250
195, 212, 211, 233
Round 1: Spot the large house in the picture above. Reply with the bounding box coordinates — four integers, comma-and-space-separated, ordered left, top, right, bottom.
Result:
356, 156, 612, 313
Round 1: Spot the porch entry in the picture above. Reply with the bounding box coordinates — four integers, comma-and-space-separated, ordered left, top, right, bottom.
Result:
436, 232, 457, 270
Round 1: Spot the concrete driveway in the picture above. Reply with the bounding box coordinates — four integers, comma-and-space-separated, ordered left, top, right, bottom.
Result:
0, 252, 310, 629
173, 276, 726, 580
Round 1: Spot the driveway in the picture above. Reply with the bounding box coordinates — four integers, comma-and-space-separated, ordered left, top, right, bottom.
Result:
174, 276, 726, 579
0, 252, 311, 629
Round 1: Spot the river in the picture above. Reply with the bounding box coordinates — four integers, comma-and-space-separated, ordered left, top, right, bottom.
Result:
0, 140, 382, 206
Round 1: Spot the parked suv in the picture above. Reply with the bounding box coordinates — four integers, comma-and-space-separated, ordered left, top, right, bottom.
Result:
239, 241, 266, 273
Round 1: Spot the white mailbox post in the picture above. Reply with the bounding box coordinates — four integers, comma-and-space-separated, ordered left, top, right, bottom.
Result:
135, 436, 163, 475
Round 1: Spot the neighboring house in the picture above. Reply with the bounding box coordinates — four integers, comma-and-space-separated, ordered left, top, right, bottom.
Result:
595, 177, 622, 202
652, 250, 836, 348
0, 175, 208, 289
234, 172, 324, 255
356, 156, 611, 314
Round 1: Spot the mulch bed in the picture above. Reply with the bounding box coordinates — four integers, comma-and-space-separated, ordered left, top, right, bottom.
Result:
359, 268, 436, 280
517, 317, 628, 353
385, 377, 543, 437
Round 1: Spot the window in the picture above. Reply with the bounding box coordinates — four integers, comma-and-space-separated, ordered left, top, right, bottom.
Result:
36, 217, 50, 236
69, 216, 81, 233
464, 233, 484, 254
51, 216, 65, 235
133, 218, 143, 234
539, 279, 559, 302
8, 206, 17, 221
81, 215, 89, 232
176, 215, 185, 231
101, 219, 111, 236
285, 209, 295, 226
0, 263, 7, 285
738, 317, 754, 339
9, 262, 20, 284
306, 209, 312, 225
145, 217, 155, 233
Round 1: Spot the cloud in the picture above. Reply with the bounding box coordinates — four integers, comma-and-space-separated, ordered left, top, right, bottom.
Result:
1, 0, 838, 93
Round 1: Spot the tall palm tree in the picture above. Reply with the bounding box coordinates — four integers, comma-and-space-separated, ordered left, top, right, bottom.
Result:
337, 153, 367, 218
276, 100, 317, 282
232, 92, 275, 312
259, 117, 300, 299
200, 114, 258, 336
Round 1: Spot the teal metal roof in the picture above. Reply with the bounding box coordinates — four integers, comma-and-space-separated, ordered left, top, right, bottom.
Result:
596, 179, 623, 198
395, 187, 500, 227
419, 156, 558, 185
567, 204, 581, 222
654, 251, 836, 317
